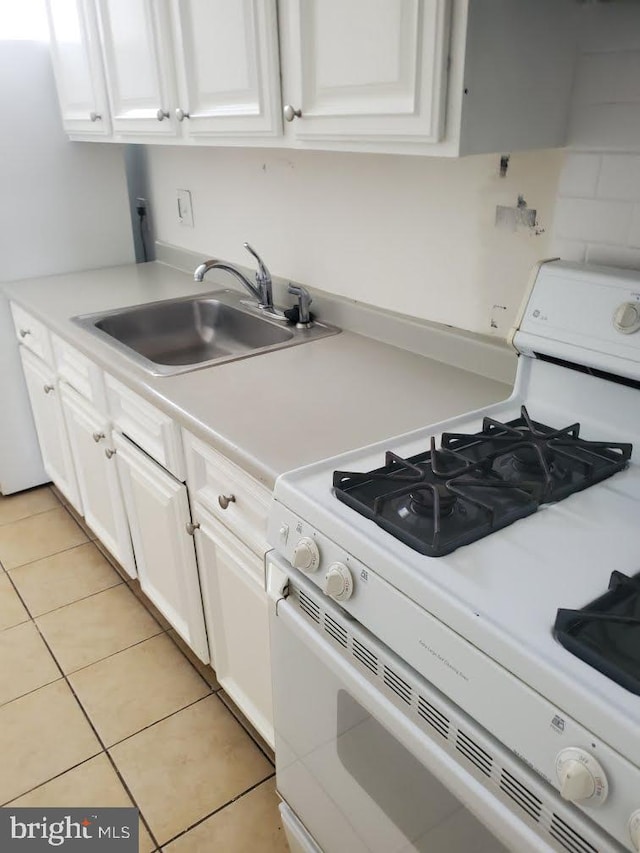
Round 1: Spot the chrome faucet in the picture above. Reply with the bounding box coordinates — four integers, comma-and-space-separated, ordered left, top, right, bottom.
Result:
194, 243, 278, 315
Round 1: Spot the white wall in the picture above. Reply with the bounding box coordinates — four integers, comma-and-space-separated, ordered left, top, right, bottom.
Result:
0, 41, 134, 281
0, 39, 134, 494
551, 3, 640, 269
146, 145, 563, 338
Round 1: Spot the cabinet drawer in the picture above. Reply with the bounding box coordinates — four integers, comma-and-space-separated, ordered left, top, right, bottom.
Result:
10, 303, 53, 365
184, 431, 270, 558
52, 333, 107, 412
105, 374, 184, 480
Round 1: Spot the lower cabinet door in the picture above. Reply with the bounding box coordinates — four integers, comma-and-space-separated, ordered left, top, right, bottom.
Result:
193, 502, 274, 747
59, 383, 136, 578
19, 347, 83, 513
114, 432, 209, 662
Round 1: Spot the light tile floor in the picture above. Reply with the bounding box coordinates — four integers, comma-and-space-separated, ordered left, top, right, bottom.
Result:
0, 485, 288, 852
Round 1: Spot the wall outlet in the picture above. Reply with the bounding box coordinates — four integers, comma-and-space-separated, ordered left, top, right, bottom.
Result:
176, 189, 194, 227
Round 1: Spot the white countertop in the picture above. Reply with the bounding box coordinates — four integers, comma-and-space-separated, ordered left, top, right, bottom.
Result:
4, 260, 513, 488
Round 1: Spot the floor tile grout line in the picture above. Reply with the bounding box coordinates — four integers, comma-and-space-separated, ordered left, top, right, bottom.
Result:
163, 632, 222, 693
28, 609, 161, 849
58, 627, 167, 677
7, 537, 119, 575
100, 750, 160, 850
159, 771, 277, 849
0, 673, 65, 711
102, 690, 216, 750
104, 692, 215, 750
215, 691, 275, 767
3, 567, 161, 848
1, 536, 92, 573
1, 752, 105, 808
0, 503, 64, 529
11, 577, 125, 621
2, 494, 273, 847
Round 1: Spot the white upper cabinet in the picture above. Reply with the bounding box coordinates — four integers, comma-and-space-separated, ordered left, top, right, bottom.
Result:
46, 0, 111, 137
279, 0, 449, 145
170, 0, 282, 138
47, 0, 578, 154
95, 0, 178, 137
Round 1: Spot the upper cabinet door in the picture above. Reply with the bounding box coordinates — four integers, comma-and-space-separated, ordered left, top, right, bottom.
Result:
46, 0, 111, 137
280, 0, 450, 144
96, 0, 178, 137
170, 0, 282, 138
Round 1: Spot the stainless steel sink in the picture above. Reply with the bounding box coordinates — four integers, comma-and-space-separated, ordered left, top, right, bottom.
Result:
72, 289, 339, 376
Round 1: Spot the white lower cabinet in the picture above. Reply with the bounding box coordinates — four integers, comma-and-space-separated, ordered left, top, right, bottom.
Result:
19, 347, 82, 513
59, 383, 136, 578
193, 502, 274, 748
113, 432, 209, 662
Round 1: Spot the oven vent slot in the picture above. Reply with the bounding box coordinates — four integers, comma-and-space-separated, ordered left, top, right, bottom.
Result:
549, 814, 598, 853
383, 665, 412, 705
352, 638, 378, 675
298, 589, 320, 623
499, 769, 542, 822
455, 729, 493, 777
417, 696, 450, 740
324, 613, 348, 648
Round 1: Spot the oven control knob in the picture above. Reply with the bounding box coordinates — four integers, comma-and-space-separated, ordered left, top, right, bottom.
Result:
629, 810, 640, 852
555, 748, 608, 806
323, 563, 353, 601
613, 301, 640, 334
292, 537, 320, 573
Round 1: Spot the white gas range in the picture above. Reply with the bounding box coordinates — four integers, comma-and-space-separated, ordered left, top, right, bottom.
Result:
266, 261, 640, 853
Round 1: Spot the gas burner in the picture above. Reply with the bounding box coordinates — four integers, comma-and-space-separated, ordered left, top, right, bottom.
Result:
409, 485, 457, 518
443, 405, 632, 502
333, 437, 539, 557
555, 572, 640, 695
333, 406, 632, 556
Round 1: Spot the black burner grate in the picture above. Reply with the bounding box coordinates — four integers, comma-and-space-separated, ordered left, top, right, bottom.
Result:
554, 572, 640, 695
333, 407, 632, 557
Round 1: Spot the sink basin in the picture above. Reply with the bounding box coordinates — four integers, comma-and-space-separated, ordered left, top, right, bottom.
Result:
72, 289, 339, 375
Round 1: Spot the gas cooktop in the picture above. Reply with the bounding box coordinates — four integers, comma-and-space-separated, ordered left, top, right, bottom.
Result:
333, 406, 632, 556
555, 571, 640, 695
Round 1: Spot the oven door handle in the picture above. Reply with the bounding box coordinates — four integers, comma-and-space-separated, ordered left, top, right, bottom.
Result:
275, 597, 550, 853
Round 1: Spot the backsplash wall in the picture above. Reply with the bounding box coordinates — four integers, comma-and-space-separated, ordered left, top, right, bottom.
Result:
146, 145, 562, 338
551, 3, 640, 270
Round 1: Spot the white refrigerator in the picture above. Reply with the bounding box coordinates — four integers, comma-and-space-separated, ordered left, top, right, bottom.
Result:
0, 39, 134, 494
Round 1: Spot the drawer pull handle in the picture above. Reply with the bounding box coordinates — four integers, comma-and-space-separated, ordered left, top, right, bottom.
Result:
283, 104, 302, 122
218, 494, 236, 510
19, 328, 31, 338
185, 521, 200, 536
92, 432, 105, 443
156, 108, 170, 121
43, 384, 55, 394
105, 448, 117, 459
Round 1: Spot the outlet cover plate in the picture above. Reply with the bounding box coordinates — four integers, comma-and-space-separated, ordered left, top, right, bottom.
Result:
177, 189, 194, 227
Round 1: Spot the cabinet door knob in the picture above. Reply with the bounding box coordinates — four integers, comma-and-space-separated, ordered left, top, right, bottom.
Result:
218, 494, 236, 510
175, 108, 190, 122
105, 448, 117, 459
283, 104, 302, 122
43, 384, 55, 394
89, 111, 102, 122
19, 328, 31, 338
92, 431, 105, 443
185, 521, 200, 535
156, 108, 170, 121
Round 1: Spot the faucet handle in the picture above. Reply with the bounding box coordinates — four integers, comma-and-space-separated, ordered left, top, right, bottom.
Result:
288, 283, 313, 326
243, 242, 271, 286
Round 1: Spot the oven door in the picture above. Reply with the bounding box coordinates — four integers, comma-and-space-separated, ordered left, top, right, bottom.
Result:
268, 561, 553, 853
